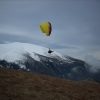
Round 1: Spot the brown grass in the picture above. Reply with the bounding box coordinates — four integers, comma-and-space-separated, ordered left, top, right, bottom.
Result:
0, 67, 100, 100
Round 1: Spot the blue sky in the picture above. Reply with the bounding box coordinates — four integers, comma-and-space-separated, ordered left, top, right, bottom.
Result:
0, 0, 100, 61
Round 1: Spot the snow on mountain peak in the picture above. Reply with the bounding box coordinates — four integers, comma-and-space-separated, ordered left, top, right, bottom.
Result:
0, 42, 67, 63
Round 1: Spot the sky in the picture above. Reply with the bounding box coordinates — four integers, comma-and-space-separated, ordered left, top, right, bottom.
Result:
0, 0, 100, 62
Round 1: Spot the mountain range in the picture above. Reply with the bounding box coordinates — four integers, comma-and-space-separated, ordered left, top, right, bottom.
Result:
0, 42, 100, 81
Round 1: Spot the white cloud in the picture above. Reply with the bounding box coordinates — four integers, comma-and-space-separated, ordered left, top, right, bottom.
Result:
84, 54, 100, 73
93, 51, 100, 60
72, 67, 79, 73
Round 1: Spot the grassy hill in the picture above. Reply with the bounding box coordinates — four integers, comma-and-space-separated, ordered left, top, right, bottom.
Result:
0, 67, 100, 100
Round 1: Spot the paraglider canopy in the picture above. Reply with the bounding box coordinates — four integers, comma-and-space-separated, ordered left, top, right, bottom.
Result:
40, 22, 52, 36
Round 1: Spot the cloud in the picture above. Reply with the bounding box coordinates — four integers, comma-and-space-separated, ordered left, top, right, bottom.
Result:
85, 55, 100, 73
0, 40, 5, 44
46, 43, 78, 49
72, 67, 79, 73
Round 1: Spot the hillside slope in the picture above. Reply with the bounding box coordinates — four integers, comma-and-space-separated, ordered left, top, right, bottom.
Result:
0, 67, 100, 100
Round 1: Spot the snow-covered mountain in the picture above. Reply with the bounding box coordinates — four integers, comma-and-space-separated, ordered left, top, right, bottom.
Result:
0, 42, 100, 81
0, 42, 73, 63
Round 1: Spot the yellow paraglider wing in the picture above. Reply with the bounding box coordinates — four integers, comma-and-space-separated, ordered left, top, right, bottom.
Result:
40, 22, 52, 36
